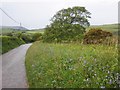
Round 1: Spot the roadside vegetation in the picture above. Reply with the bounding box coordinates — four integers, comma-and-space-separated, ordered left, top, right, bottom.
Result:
25, 6, 119, 88
1, 5, 119, 88
26, 42, 118, 88
1, 36, 25, 54
0, 28, 43, 54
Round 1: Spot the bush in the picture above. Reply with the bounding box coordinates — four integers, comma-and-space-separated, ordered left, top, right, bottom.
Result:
83, 28, 113, 44
3, 32, 43, 43
32, 33, 43, 41
5, 32, 13, 37
1, 36, 25, 54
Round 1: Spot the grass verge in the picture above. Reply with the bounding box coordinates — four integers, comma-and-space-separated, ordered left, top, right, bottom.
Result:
25, 41, 118, 88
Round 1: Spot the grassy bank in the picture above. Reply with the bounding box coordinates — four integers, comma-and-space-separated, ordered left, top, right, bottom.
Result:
25, 42, 118, 88
0, 36, 25, 54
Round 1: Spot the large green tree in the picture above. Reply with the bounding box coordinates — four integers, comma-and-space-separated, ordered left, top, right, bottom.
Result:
43, 6, 91, 42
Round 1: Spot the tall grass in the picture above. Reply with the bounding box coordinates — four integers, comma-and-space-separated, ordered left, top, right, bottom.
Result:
25, 42, 118, 88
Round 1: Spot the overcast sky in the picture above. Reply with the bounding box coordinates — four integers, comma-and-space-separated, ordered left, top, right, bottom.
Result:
0, 0, 119, 29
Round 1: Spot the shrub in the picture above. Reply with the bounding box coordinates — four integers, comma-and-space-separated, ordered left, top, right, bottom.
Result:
32, 33, 43, 41
1, 36, 25, 54
4, 32, 33, 43
5, 32, 13, 37
83, 28, 113, 44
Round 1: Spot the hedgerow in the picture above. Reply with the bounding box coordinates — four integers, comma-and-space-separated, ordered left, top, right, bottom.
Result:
1, 36, 25, 54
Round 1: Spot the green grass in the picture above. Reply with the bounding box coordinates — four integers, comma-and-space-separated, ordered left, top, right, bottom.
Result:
26, 29, 44, 34
87, 24, 118, 35
0, 36, 25, 54
25, 42, 118, 88
0, 28, 44, 35
0, 28, 23, 35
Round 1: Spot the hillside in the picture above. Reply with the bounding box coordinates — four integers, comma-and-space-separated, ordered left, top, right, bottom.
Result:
1, 26, 28, 30
26, 23, 119, 35
88, 24, 119, 35
0, 24, 118, 35
0, 26, 28, 35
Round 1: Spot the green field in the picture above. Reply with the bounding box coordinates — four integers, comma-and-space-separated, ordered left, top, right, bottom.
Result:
25, 41, 118, 88
0, 28, 23, 35
26, 24, 118, 35
0, 28, 44, 35
26, 29, 44, 34
0, 24, 118, 35
88, 24, 118, 35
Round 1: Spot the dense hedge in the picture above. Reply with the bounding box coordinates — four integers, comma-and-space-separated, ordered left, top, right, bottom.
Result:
4, 32, 43, 43
1, 36, 25, 54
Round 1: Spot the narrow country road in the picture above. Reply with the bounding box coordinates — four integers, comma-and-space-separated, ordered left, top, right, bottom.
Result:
1, 43, 32, 88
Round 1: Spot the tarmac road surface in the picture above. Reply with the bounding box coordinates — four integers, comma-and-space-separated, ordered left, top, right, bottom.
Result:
1, 43, 32, 88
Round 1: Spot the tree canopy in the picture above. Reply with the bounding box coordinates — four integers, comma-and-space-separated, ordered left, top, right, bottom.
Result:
51, 6, 91, 27
43, 6, 91, 43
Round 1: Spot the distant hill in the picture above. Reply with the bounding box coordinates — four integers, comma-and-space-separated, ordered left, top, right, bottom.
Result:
0, 26, 28, 30
0, 26, 28, 35
87, 23, 119, 36
26, 24, 119, 35
0, 24, 119, 35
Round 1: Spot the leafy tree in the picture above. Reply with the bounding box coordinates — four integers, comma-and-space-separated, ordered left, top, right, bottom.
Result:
43, 6, 91, 42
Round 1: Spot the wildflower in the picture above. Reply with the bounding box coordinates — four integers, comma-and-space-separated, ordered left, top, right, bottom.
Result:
116, 73, 119, 76
94, 73, 97, 76
69, 67, 72, 70
84, 60, 87, 64
69, 59, 73, 62
88, 67, 92, 71
79, 56, 83, 59
109, 79, 112, 84
94, 58, 96, 62
69, 66, 74, 70
100, 86, 105, 88
96, 82, 99, 85
105, 75, 108, 78
52, 80, 56, 83
32, 64, 35, 67
86, 78, 89, 81
91, 70, 94, 72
